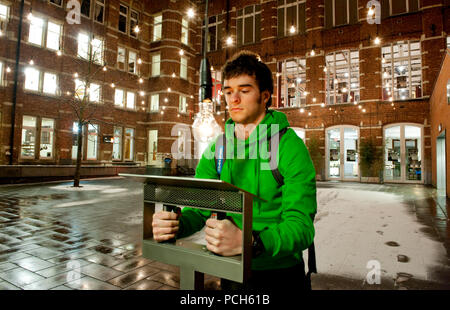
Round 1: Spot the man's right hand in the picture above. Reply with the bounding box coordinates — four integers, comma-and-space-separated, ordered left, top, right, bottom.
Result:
152, 211, 180, 242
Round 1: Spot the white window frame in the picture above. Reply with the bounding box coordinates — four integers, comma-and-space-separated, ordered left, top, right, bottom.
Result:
325, 50, 360, 105
75, 79, 101, 103
128, 50, 137, 74
277, 0, 306, 37
20, 115, 37, 159
77, 32, 104, 65
124, 128, 134, 161
86, 123, 99, 160
0, 3, 10, 32
151, 53, 161, 77
181, 18, 189, 45
278, 58, 307, 108
28, 16, 45, 47
202, 14, 222, 52
180, 56, 188, 80
179, 95, 187, 113
236, 5, 261, 46
130, 9, 139, 37
94, 0, 105, 24
113, 126, 123, 160
117, 46, 126, 70
119, 3, 128, 34
39, 117, 55, 159
150, 94, 159, 112
332, 0, 351, 27
381, 40, 422, 101
46, 21, 62, 51
389, 0, 418, 16
24, 67, 59, 95
80, 0, 91, 18
42, 72, 58, 95
24, 67, 40, 92
152, 13, 162, 42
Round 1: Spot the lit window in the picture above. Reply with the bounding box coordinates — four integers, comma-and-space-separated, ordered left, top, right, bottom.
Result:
91, 37, 104, 64
236, 5, 261, 46
124, 128, 134, 161
447, 36, 450, 49
447, 80, 450, 104
113, 127, 122, 160
278, 58, 307, 108
150, 94, 159, 111
119, 4, 128, 33
117, 47, 126, 70
0, 4, 9, 21
72, 122, 83, 160
46, 22, 62, 51
86, 123, 98, 160
43, 72, 57, 95
77, 33, 90, 59
78, 33, 103, 64
179, 95, 187, 113
24, 67, 40, 91
181, 18, 189, 45
40, 118, 54, 159
74, 79, 86, 100
126, 91, 135, 109
153, 13, 162, 41
21, 116, 37, 158
180, 56, 187, 80
152, 54, 160, 77
382, 41, 422, 101
90, 83, 101, 102
326, 50, 360, 105
114, 89, 125, 107
0, 62, 3, 85
277, 0, 306, 37
128, 51, 137, 74
28, 16, 44, 46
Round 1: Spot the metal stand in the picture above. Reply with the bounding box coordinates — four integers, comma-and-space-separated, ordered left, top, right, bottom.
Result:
120, 174, 263, 290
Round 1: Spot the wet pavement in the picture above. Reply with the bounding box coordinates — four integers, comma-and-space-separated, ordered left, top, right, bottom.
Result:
0, 177, 448, 290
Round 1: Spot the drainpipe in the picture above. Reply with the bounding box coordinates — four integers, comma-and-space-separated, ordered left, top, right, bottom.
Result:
9, 0, 25, 165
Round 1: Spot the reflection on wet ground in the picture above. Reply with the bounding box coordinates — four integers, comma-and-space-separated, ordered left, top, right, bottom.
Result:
0, 178, 448, 290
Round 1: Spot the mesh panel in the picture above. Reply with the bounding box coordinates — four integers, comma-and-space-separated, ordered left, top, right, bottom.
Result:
144, 184, 243, 213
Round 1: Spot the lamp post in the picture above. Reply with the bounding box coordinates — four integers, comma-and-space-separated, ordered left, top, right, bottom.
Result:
8, 0, 25, 165
192, 0, 221, 161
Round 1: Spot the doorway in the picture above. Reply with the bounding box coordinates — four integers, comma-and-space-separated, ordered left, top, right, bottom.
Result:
436, 130, 446, 196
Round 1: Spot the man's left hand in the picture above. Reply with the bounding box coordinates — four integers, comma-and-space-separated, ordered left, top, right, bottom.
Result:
205, 218, 242, 256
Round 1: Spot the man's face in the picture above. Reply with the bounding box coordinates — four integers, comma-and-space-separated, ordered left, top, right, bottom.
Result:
223, 74, 269, 126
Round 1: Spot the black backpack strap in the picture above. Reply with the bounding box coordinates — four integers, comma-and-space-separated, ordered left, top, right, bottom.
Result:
214, 133, 226, 177
268, 127, 289, 187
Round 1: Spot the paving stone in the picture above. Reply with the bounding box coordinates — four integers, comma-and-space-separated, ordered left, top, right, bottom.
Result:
50, 285, 74, 290
23, 272, 72, 290
0, 267, 45, 288
46, 249, 97, 264
147, 270, 180, 288
35, 259, 91, 278
124, 279, 164, 290
0, 262, 17, 272
14, 257, 54, 272
25, 247, 64, 260
0, 281, 21, 290
84, 253, 126, 268
80, 263, 123, 281
65, 276, 121, 290
108, 265, 160, 288
148, 261, 180, 273
112, 257, 152, 273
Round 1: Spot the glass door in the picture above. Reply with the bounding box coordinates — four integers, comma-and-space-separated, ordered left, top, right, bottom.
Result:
327, 126, 359, 180
384, 124, 423, 183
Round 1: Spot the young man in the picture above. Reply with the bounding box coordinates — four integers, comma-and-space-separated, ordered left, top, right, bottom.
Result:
152, 51, 317, 290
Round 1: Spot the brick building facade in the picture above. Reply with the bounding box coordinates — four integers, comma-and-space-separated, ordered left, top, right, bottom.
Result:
0, 0, 449, 189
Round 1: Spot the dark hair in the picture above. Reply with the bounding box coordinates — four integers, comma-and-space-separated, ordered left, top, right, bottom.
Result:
221, 50, 273, 109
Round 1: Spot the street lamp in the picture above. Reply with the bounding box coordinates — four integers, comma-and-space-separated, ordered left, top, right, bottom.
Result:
192, 0, 221, 159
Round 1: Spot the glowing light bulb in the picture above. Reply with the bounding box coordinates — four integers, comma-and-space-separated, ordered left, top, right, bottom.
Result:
187, 8, 195, 18
374, 37, 381, 45
226, 36, 233, 46
289, 25, 296, 34
310, 49, 316, 56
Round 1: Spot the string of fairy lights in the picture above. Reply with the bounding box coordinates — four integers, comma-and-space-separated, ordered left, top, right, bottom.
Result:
4, 4, 414, 122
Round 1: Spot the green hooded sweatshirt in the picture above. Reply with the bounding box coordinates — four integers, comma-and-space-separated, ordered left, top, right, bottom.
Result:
177, 110, 317, 270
